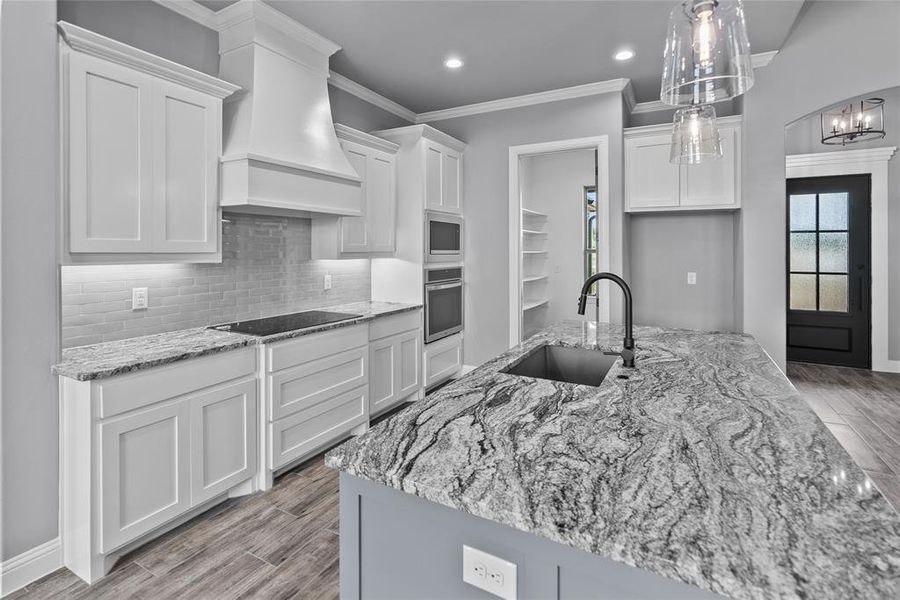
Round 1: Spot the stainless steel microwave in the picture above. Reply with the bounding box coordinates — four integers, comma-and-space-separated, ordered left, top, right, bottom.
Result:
425, 211, 463, 263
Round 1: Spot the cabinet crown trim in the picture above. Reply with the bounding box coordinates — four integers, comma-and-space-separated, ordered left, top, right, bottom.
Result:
371, 125, 466, 152
58, 21, 240, 99
625, 114, 742, 137
334, 124, 400, 154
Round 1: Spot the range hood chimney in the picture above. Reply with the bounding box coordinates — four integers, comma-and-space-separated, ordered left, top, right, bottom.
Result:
216, 1, 362, 217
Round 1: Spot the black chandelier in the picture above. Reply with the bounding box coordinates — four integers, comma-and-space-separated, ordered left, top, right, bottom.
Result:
821, 98, 886, 146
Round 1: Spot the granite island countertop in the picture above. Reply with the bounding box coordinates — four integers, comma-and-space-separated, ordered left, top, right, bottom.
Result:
53, 301, 421, 381
326, 321, 900, 599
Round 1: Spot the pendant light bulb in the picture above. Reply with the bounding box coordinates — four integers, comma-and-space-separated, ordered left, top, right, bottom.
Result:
692, 1, 717, 67
670, 104, 722, 164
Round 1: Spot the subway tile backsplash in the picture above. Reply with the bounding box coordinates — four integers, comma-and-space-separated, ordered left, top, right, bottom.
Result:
61, 214, 371, 348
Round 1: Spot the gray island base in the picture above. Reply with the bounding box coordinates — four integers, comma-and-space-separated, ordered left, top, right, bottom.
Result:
339, 472, 720, 599
327, 321, 900, 599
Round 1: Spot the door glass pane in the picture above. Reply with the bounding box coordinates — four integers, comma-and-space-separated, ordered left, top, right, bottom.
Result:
789, 233, 817, 271
790, 274, 817, 310
819, 193, 848, 230
819, 232, 848, 273
790, 194, 817, 231
819, 274, 848, 312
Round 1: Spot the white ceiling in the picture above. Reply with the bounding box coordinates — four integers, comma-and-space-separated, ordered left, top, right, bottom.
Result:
200, 0, 805, 113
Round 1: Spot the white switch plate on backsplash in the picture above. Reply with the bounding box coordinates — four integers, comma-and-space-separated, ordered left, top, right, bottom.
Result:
132, 287, 148, 310
324, 273, 333, 290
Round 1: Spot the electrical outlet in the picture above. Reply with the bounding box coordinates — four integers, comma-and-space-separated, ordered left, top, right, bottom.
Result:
132, 287, 149, 310
324, 273, 333, 290
462, 545, 516, 600
687, 272, 697, 285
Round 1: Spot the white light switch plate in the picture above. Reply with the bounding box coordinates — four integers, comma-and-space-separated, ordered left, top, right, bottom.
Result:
132, 287, 148, 310
687, 272, 697, 285
462, 545, 517, 600
324, 273, 333, 290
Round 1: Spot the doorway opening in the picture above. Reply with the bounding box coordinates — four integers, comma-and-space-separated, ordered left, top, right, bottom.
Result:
786, 174, 871, 368
507, 136, 610, 347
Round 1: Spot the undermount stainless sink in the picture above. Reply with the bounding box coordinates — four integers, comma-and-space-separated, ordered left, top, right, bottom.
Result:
502, 344, 619, 387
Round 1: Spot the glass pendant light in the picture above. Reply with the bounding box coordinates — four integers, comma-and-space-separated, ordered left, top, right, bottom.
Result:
670, 105, 722, 164
660, 0, 753, 105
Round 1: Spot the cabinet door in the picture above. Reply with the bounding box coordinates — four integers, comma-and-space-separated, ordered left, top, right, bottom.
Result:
366, 153, 396, 252
396, 330, 422, 400
190, 379, 257, 506
424, 334, 463, 389
340, 145, 369, 252
99, 401, 190, 552
424, 145, 443, 211
680, 127, 738, 208
624, 135, 679, 211
152, 80, 220, 253
67, 52, 154, 252
369, 336, 398, 415
440, 151, 462, 213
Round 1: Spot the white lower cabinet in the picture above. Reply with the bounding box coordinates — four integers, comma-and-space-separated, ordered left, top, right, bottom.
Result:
369, 315, 422, 418
61, 349, 258, 584
424, 332, 463, 389
99, 401, 191, 553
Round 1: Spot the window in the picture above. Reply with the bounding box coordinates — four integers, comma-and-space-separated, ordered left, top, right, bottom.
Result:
788, 192, 849, 312
584, 186, 598, 295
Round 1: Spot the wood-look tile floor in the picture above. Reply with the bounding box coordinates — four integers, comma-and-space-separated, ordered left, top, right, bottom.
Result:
788, 361, 900, 511
10, 456, 340, 600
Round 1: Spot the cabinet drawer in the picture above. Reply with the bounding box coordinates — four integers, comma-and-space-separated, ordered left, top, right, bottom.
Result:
266, 325, 367, 372
97, 348, 257, 419
369, 311, 421, 341
270, 385, 367, 469
268, 346, 367, 421
425, 335, 463, 389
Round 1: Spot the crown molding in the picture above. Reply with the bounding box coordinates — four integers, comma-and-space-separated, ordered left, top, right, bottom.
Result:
328, 72, 417, 123
751, 50, 778, 68
57, 21, 240, 98
621, 80, 637, 114
334, 123, 400, 154
786, 146, 897, 169
416, 78, 631, 123
150, 0, 218, 29
214, 0, 340, 56
372, 124, 467, 152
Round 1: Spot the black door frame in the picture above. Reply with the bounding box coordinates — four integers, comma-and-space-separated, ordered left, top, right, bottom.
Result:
785, 174, 872, 369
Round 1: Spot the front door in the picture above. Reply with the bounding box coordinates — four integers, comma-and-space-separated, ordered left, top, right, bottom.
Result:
786, 175, 871, 368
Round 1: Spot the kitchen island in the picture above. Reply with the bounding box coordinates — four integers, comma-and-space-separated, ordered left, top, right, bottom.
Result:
326, 321, 900, 599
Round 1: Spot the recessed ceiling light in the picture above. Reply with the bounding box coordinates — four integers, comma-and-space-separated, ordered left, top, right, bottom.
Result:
444, 57, 464, 69
614, 49, 635, 61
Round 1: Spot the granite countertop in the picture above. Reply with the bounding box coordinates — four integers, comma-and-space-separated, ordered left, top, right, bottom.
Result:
326, 321, 900, 599
53, 301, 421, 381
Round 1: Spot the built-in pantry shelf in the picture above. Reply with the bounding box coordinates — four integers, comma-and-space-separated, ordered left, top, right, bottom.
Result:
521, 207, 549, 335
523, 299, 549, 311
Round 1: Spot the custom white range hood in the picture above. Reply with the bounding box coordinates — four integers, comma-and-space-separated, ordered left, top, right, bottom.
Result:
216, 1, 362, 217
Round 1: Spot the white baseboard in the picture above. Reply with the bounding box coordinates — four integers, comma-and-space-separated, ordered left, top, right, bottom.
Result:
0, 538, 61, 596
874, 359, 900, 374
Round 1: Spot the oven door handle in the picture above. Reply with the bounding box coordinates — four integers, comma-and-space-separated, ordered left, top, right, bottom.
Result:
426, 282, 462, 291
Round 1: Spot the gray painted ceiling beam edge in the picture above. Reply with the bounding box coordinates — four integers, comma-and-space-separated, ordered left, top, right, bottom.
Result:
150, 0, 777, 123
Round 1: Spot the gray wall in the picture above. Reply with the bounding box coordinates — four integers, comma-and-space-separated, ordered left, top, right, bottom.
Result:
741, 0, 900, 369
57, 0, 219, 75
785, 86, 900, 360
630, 213, 736, 332
328, 86, 412, 132
431, 93, 625, 366
60, 215, 371, 348
1, 0, 60, 561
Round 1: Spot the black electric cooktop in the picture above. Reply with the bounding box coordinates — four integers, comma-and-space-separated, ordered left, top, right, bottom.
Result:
209, 310, 362, 336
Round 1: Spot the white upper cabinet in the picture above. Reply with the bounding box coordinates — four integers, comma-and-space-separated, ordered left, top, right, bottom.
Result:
425, 143, 463, 214
58, 22, 239, 262
311, 125, 399, 258
624, 116, 741, 213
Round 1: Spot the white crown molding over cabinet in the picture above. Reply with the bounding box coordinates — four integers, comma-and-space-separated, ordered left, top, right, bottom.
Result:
786, 146, 899, 373
58, 22, 239, 264
624, 115, 742, 213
